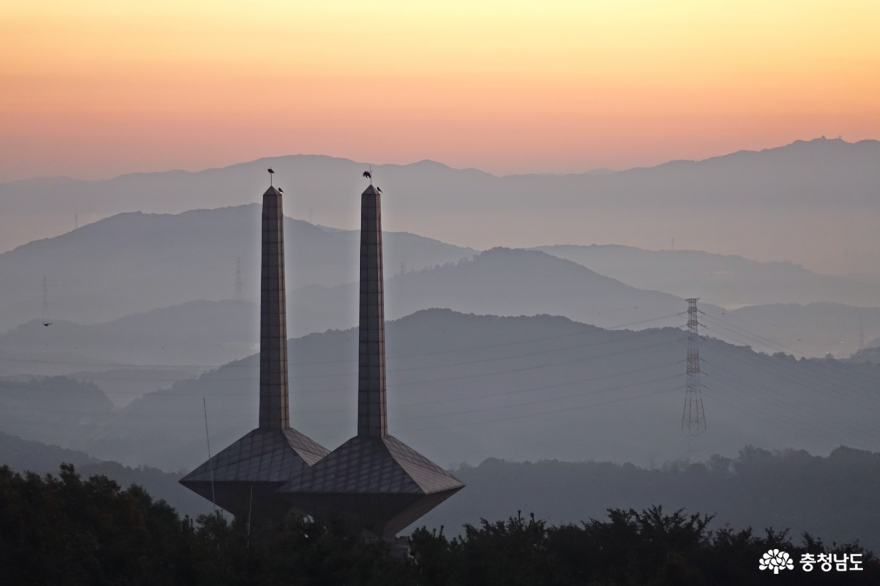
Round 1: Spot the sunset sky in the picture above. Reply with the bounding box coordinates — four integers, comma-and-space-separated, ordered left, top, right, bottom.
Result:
2, 0, 878, 181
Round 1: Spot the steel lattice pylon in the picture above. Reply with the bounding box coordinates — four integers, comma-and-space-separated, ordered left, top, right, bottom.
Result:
682, 298, 706, 440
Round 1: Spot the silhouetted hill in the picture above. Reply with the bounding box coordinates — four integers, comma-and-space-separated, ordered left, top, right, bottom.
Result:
291, 247, 695, 334
2, 138, 879, 275
59, 309, 880, 474
535, 244, 880, 308
3, 429, 878, 554
0, 300, 254, 373
420, 447, 880, 552
0, 376, 112, 448
850, 337, 880, 364
0, 205, 474, 332
0, 432, 211, 518
698, 303, 880, 360
0, 300, 257, 404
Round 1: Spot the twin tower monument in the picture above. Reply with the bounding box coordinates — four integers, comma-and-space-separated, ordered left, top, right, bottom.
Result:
180, 175, 464, 540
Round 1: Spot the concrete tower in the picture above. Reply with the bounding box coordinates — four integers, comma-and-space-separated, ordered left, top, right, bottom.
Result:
278, 182, 464, 540
180, 183, 329, 521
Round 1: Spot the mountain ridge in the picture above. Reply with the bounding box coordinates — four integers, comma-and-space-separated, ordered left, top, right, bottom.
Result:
2, 137, 879, 274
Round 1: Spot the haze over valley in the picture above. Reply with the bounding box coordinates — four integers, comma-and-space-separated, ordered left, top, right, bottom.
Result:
2, 139, 880, 563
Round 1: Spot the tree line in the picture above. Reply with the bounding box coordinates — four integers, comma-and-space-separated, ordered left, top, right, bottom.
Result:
0, 464, 877, 585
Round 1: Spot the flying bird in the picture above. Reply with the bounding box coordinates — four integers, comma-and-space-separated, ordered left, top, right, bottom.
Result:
42, 323, 52, 327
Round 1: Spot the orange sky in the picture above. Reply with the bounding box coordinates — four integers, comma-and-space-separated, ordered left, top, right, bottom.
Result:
1, 0, 879, 181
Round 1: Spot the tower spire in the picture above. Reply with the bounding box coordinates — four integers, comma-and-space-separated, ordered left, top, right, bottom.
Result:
180, 176, 329, 523
357, 182, 387, 437
259, 184, 289, 430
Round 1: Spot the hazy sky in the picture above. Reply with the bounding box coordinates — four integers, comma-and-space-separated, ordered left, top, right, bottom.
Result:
2, 0, 878, 181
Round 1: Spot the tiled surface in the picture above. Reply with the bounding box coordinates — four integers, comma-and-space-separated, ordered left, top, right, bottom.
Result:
383, 435, 465, 494
260, 185, 289, 431
182, 428, 329, 483
358, 185, 387, 438
278, 184, 464, 537
279, 435, 463, 496
181, 184, 329, 520
183, 182, 463, 533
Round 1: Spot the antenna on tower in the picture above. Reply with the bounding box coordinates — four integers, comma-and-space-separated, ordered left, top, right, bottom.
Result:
235, 257, 243, 301
400, 261, 406, 276
42, 276, 49, 318
682, 298, 706, 454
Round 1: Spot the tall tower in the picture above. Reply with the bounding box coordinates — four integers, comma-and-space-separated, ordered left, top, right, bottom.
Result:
682, 298, 706, 448
357, 184, 388, 438
279, 178, 464, 540
180, 176, 329, 522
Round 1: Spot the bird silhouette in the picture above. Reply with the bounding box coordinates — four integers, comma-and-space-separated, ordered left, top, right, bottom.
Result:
362, 171, 372, 179
42, 323, 52, 327
268, 168, 275, 186
376, 187, 382, 194
268, 168, 274, 174
278, 188, 283, 193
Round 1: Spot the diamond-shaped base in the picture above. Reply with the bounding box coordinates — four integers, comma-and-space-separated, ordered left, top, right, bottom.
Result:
279, 435, 464, 538
180, 427, 328, 521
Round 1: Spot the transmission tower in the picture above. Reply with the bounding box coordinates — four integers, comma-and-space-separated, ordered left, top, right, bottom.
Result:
42, 276, 49, 317
235, 258, 243, 301
682, 298, 706, 450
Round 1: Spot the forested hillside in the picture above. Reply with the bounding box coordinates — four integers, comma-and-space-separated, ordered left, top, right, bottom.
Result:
0, 463, 876, 585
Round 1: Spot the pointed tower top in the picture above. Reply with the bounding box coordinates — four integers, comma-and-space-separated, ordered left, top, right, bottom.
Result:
358, 181, 386, 437
260, 182, 289, 430
180, 178, 330, 521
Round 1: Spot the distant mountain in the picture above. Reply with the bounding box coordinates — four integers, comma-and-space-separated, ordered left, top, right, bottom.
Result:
0, 432, 211, 518
0, 376, 112, 448
421, 448, 880, 552
534, 244, 880, 308
5, 432, 879, 553
40, 309, 879, 474
4, 244, 873, 403
707, 303, 880, 359
850, 348, 880, 365
2, 138, 879, 275
290, 247, 695, 335
0, 205, 474, 332
0, 249, 694, 404
0, 300, 257, 405
0, 300, 255, 374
